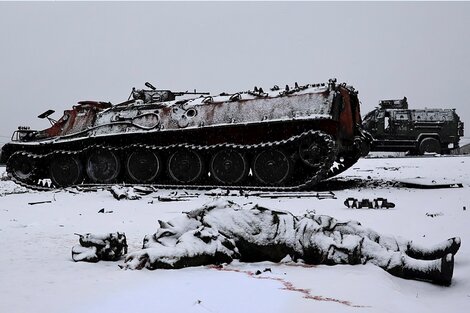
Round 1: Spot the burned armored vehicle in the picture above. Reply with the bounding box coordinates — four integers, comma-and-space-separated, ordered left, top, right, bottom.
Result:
362, 98, 464, 155
1, 79, 370, 190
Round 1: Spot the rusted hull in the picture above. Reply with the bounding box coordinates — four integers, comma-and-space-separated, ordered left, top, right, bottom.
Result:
2, 79, 370, 190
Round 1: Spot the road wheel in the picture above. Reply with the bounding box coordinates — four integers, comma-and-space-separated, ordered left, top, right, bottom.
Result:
126, 150, 161, 183
86, 149, 121, 183
50, 155, 83, 187
419, 138, 441, 155
252, 149, 291, 185
210, 149, 248, 185
168, 149, 204, 183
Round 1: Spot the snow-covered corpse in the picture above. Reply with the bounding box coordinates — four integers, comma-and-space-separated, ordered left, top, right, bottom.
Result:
123, 200, 460, 286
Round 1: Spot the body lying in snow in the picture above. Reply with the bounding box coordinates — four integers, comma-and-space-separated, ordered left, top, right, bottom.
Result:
122, 199, 460, 286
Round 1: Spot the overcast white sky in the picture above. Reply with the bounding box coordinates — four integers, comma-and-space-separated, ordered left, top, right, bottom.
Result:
0, 1, 469, 145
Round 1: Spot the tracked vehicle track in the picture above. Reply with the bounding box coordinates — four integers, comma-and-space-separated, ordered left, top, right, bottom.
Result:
7, 130, 337, 192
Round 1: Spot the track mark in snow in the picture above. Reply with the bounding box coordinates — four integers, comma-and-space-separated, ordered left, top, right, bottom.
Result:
208, 265, 369, 308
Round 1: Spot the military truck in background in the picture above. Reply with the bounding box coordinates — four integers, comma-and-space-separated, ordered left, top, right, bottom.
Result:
362, 97, 464, 155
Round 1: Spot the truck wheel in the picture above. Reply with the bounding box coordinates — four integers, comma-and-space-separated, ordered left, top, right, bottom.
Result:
419, 138, 441, 155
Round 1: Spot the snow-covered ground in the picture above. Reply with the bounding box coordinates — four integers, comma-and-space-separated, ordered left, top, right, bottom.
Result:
1, 156, 469, 313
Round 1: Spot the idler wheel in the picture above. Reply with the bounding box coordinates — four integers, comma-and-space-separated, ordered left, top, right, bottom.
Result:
126, 150, 161, 183
49, 155, 84, 187
8, 153, 35, 182
168, 149, 204, 183
252, 149, 291, 185
210, 149, 248, 185
86, 150, 121, 183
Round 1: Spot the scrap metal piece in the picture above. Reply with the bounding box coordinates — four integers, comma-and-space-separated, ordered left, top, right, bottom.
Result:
156, 191, 199, 202
110, 186, 141, 200
358, 198, 373, 209
28, 200, 52, 205
344, 197, 358, 208
398, 179, 463, 189
255, 191, 335, 199
374, 197, 395, 209
344, 197, 394, 209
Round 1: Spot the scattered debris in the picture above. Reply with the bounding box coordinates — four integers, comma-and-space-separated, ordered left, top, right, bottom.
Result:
63, 187, 80, 194
377, 167, 400, 171
344, 197, 359, 209
157, 196, 190, 202
374, 198, 395, 209
110, 186, 141, 200
98, 208, 114, 214
426, 212, 444, 218
344, 197, 395, 209
204, 188, 226, 196
133, 186, 157, 195
204, 188, 239, 196
244, 191, 335, 199
156, 191, 199, 202
72, 186, 103, 193
72, 232, 127, 262
358, 198, 373, 209
28, 200, 52, 206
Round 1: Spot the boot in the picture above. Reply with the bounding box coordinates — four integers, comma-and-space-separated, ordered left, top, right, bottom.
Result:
406, 237, 461, 260
402, 253, 454, 286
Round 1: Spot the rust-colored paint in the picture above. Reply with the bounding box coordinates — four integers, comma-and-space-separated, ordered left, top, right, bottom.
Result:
44, 102, 111, 138
337, 87, 354, 140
